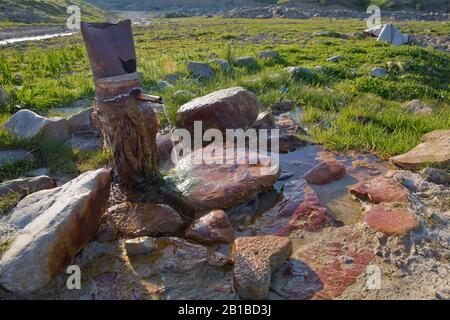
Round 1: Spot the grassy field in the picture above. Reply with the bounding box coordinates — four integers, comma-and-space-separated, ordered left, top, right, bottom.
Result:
0, 17, 449, 182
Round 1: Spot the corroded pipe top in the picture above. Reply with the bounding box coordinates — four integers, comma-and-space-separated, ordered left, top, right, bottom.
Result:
81, 20, 137, 81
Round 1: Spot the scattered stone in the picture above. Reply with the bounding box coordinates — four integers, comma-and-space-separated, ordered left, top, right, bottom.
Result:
390, 130, 450, 170
314, 66, 326, 73
188, 61, 214, 80
156, 80, 174, 91
371, 67, 388, 77
107, 203, 183, 238
0, 169, 111, 293
172, 90, 195, 100
363, 204, 419, 236
67, 133, 102, 152
27, 167, 50, 177
273, 134, 305, 153
0, 84, 8, 106
252, 111, 275, 130
276, 187, 340, 234
326, 55, 343, 62
185, 210, 234, 245
304, 161, 346, 185
210, 59, 231, 72
232, 235, 292, 300
3, 109, 69, 142
67, 107, 96, 133
124, 237, 156, 255
283, 66, 313, 77
403, 99, 433, 115
420, 167, 450, 185
258, 50, 279, 59
164, 145, 279, 215
351, 31, 368, 39
350, 176, 410, 204
0, 149, 34, 168
272, 100, 294, 115
177, 87, 259, 135
164, 73, 182, 84
0, 175, 56, 198
234, 56, 257, 67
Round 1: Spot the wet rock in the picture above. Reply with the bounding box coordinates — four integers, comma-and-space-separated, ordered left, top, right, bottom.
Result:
107, 203, 183, 238
185, 210, 234, 245
164, 145, 279, 215
156, 133, 176, 167
276, 115, 302, 135
177, 87, 260, 135
363, 204, 419, 237
273, 134, 305, 153
3, 109, 69, 142
272, 224, 378, 299
0, 175, 56, 198
156, 80, 174, 91
350, 176, 410, 204
276, 187, 339, 234
124, 237, 156, 255
232, 235, 292, 300
326, 55, 344, 62
403, 99, 433, 115
234, 56, 257, 68
252, 111, 275, 130
371, 67, 388, 77
304, 161, 346, 185
421, 167, 450, 185
188, 61, 214, 80
390, 130, 450, 170
0, 84, 8, 106
259, 50, 279, 59
0, 169, 111, 293
0, 149, 34, 168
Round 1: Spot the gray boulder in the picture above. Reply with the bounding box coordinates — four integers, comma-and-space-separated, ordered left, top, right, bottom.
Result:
188, 61, 214, 80
258, 50, 279, 59
0, 175, 56, 198
371, 67, 388, 77
3, 109, 69, 142
0, 149, 34, 168
234, 56, 257, 67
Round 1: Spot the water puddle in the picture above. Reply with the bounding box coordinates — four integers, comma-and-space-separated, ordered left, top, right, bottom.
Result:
0, 32, 77, 46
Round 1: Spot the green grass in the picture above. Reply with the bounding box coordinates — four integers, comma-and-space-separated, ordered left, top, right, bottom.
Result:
0, 17, 449, 181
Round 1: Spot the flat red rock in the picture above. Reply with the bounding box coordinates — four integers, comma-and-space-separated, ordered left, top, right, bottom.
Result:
363, 204, 419, 236
304, 161, 346, 185
185, 210, 234, 244
350, 176, 409, 204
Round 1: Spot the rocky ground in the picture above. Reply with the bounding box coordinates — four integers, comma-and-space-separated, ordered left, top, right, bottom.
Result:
0, 85, 448, 300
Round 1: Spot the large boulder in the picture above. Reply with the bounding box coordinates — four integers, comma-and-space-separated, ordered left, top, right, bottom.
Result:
3, 109, 69, 142
0, 176, 56, 198
403, 99, 433, 115
67, 107, 96, 133
177, 87, 260, 135
232, 235, 292, 300
164, 145, 280, 215
0, 169, 111, 293
106, 202, 184, 238
390, 130, 450, 170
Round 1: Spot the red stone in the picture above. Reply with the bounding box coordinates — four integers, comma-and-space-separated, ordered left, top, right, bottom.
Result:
271, 224, 378, 299
363, 204, 419, 236
185, 210, 234, 244
350, 176, 409, 204
304, 161, 346, 185
275, 187, 339, 235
